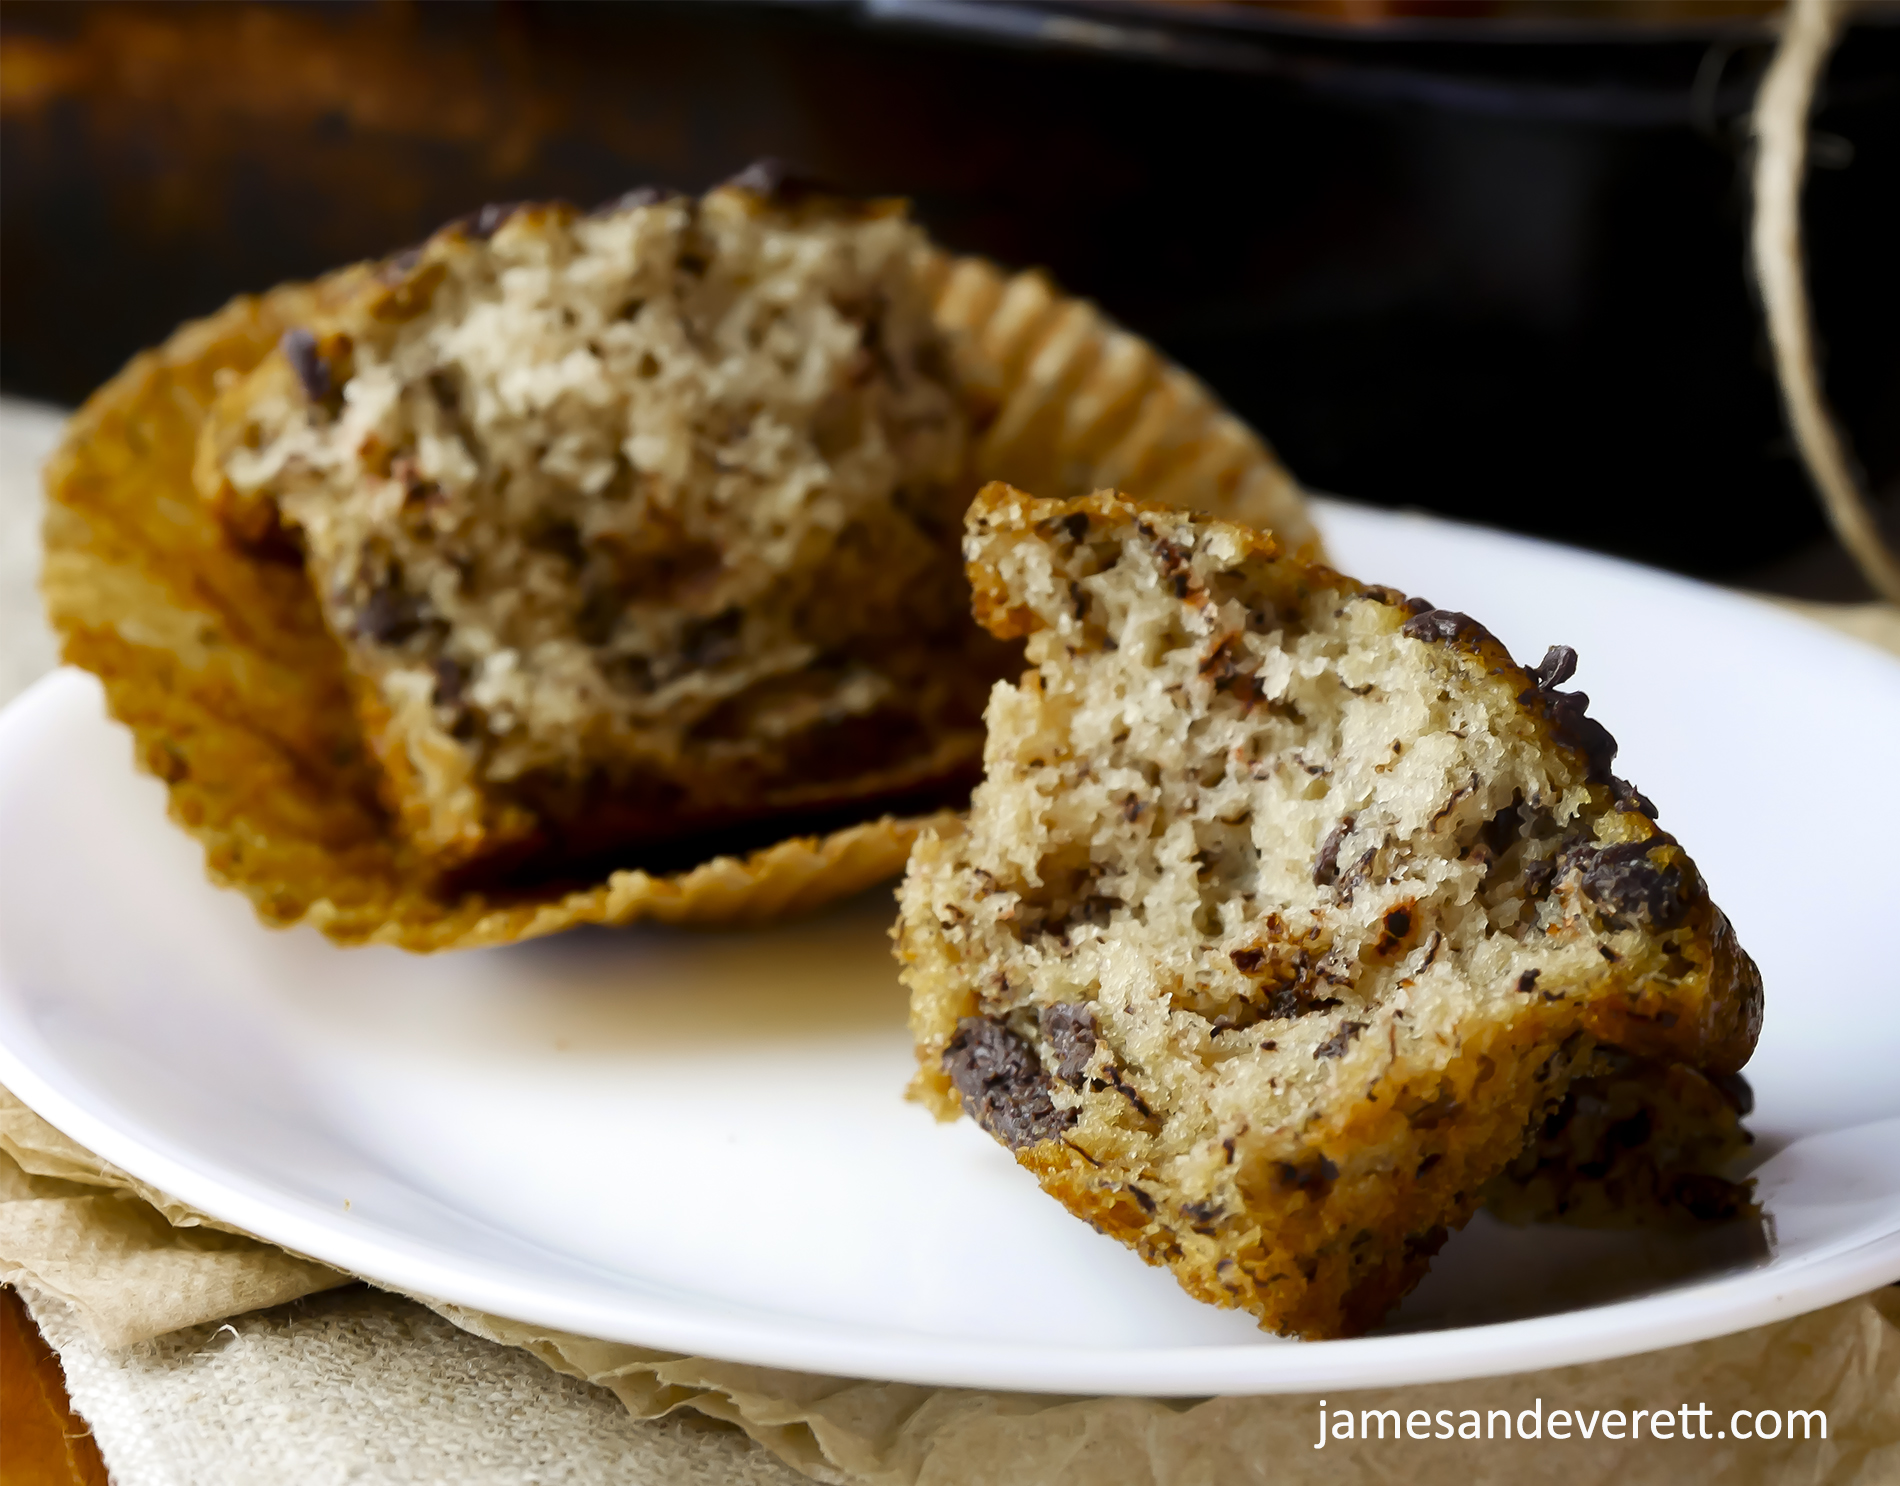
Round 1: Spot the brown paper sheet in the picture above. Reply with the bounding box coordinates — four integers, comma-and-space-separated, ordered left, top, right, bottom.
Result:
0, 1090, 346, 1348
4, 1082, 1898, 1484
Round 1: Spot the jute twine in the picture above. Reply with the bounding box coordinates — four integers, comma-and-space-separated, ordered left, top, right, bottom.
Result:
1752, 0, 1900, 604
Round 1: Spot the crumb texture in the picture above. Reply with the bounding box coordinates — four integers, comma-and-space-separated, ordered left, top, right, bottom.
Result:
201, 184, 997, 873
896, 483, 1762, 1338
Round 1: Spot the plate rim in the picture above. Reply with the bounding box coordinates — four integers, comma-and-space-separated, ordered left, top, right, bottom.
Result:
5, 1021, 1900, 1395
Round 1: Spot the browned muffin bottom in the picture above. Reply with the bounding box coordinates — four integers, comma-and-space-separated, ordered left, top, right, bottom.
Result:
896, 483, 1762, 1339
1484, 1053, 1756, 1229
196, 168, 1010, 885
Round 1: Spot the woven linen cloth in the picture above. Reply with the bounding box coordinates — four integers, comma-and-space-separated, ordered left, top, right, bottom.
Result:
6, 394, 1900, 1486
16, 1283, 805, 1486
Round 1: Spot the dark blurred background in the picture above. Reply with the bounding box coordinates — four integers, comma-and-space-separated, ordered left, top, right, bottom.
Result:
3, 0, 1896, 588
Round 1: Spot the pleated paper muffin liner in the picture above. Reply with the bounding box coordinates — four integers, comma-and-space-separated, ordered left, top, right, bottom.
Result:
924, 251, 1323, 558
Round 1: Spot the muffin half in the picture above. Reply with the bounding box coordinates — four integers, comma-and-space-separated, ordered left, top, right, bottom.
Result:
195, 177, 1000, 885
896, 483, 1762, 1338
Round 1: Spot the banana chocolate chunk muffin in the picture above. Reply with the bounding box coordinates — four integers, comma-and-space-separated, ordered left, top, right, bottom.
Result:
895, 483, 1762, 1340
195, 172, 1002, 882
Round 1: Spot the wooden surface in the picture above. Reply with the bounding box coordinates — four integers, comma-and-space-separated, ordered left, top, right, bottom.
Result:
0, 1287, 109, 1486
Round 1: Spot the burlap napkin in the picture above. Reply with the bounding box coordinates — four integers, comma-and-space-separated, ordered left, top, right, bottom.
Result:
7, 396, 1900, 1484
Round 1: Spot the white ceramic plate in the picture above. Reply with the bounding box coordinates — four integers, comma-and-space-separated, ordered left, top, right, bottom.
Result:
3, 503, 1899, 1396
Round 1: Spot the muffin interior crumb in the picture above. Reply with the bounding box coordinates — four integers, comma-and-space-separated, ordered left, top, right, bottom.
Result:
202, 187, 1002, 869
